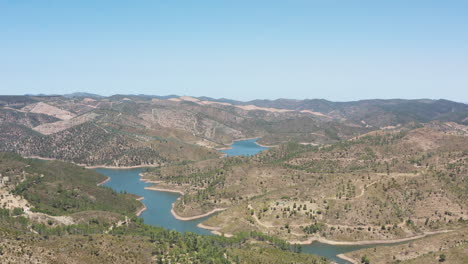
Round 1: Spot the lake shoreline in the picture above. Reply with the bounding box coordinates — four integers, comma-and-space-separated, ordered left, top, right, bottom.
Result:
93, 140, 454, 263
216, 137, 273, 155
96, 176, 110, 186
215, 137, 262, 151
140, 181, 229, 230
135, 196, 147, 216
144, 186, 185, 195
171, 206, 227, 221
27, 137, 273, 169
136, 171, 227, 224
119, 153, 452, 248
289, 229, 453, 246
337, 254, 358, 264
197, 223, 234, 237
87, 164, 157, 169
255, 142, 277, 148
26, 155, 159, 169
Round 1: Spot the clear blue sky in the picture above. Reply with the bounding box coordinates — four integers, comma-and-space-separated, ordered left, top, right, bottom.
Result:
0, 1, 467, 101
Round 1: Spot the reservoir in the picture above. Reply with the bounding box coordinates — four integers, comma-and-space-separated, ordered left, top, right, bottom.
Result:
220, 138, 269, 156
97, 167, 213, 236
97, 139, 404, 264
98, 139, 269, 235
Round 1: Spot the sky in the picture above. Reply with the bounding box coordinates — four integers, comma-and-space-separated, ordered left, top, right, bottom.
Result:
0, 1, 467, 102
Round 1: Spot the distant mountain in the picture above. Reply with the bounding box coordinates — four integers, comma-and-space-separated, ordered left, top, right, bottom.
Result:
1, 93, 466, 264
63, 92, 104, 98
189, 97, 468, 126
195, 96, 244, 105
238, 98, 468, 126
0, 95, 39, 108
107, 94, 180, 101
1, 94, 466, 167
25, 93, 60, 97
138, 94, 179, 99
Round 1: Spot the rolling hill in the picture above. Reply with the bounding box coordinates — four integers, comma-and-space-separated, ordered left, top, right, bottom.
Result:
1, 95, 466, 167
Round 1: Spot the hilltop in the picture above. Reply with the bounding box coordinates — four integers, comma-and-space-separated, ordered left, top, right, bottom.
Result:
1, 95, 466, 167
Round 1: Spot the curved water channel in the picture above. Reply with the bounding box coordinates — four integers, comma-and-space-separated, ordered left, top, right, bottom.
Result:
98, 139, 408, 264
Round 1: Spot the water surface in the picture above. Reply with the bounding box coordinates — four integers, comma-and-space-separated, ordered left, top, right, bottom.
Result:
97, 168, 212, 235
97, 139, 406, 264
220, 138, 269, 156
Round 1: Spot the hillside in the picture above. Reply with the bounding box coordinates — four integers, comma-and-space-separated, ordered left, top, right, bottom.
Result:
1, 95, 466, 167
236, 98, 468, 127
0, 153, 329, 264
193, 97, 468, 126
0, 153, 141, 223
1, 95, 467, 263
343, 228, 467, 263
142, 122, 468, 249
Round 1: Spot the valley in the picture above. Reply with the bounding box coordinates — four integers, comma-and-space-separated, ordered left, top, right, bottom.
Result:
0, 153, 328, 263
2, 2, 467, 263
0, 94, 467, 263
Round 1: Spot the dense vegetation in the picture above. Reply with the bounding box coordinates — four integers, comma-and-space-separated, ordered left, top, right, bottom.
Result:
8, 157, 140, 216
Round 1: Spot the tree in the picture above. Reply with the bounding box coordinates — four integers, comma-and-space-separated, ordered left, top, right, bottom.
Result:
439, 254, 446, 262
361, 255, 370, 264
12, 207, 23, 216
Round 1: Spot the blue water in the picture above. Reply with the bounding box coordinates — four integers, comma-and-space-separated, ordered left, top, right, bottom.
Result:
97, 168, 212, 235
97, 138, 269, 234
97, 139, 407, 264
220, 138, 269, 157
